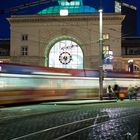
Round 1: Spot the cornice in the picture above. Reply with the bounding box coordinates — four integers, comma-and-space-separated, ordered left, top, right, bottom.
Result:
7, 13, 125, 24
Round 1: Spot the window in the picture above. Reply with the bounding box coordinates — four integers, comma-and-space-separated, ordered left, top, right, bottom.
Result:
115, 1, 121, 13
134, 65, 140, 71
0, 49, 8, 56
21, 46, 28, 56
21, 34, 28, 41
103, 33, 110, 40
129, 49, 133, 55
127, 48, 140, 55
103, 45, 110, 55
48, 39, 83, 69
61, 1, 80, 6
103, 45, 112, 64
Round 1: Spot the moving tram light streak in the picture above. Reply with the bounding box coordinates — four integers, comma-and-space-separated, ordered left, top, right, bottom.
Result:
0, 63, 140, 105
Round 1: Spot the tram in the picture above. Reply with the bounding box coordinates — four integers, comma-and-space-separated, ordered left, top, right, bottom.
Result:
0, 63, 140, 105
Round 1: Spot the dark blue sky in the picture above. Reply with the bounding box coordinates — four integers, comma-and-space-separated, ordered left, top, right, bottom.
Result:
0, 0, 140, 38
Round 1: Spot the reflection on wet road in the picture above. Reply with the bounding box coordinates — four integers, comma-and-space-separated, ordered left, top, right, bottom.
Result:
88, 107, 140, 140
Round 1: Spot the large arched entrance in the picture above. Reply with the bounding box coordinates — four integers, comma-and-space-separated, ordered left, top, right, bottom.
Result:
48, 38, 83, 69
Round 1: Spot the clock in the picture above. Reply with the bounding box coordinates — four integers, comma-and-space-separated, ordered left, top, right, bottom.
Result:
59, 52, 72, 64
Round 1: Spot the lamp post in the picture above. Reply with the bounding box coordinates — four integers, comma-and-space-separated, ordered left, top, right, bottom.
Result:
128, 59, 134, 72
99, 9, 103, 100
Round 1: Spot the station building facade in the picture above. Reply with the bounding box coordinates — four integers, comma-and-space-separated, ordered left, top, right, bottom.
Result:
8, 13, 125, 71
7, 0, 139, 71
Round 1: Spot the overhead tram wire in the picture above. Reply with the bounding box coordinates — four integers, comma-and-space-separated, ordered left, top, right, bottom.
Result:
0, 0, 58, 14
1, 0, 132, 42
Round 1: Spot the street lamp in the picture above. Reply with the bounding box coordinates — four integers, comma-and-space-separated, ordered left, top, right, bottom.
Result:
99, 9, 103, 100
128, 59, 134, 72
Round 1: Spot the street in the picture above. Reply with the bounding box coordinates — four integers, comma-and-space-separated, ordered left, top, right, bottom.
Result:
0, 100, 140, 140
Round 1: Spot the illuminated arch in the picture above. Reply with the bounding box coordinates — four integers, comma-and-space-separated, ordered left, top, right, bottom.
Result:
46, 36, 84, 69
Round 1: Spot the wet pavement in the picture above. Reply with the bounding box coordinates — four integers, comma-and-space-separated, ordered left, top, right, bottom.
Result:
87, 107, 140, 140
0, 99, 139, 140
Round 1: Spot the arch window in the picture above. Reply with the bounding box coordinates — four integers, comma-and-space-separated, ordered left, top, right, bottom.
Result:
49, 39, 83, 69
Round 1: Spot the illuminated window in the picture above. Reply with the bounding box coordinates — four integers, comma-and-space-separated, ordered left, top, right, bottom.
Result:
103, 33, 110, 40
21, 34, 28, 41
103, 45, 113, 64
60, 1, 81, 6
21, 46, 28, 56
103, 45, 110, 55
115, 1, 121, 13
49, 40, 83, 69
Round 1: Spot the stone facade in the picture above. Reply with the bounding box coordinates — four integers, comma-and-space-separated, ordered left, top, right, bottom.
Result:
8, 13, 124, 70
122, 37, 140, 71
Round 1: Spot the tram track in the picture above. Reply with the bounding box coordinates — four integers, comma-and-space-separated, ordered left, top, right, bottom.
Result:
11, 114, 109, 140
10, 109, 140, 140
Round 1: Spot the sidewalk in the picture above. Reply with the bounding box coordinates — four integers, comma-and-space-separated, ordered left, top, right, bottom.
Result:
45, 99, 116, 105
0, 99, 116, 121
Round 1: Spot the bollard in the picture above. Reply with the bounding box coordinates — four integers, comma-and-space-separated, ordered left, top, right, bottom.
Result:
124, 132, 132, 140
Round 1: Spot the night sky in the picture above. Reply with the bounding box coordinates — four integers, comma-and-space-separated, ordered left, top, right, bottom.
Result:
0, 0, 140, 38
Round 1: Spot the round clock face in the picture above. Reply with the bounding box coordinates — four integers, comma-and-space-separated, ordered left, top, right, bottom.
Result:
59, 52, 72, 64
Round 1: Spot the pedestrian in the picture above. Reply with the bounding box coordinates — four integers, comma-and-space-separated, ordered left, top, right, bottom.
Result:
133, 85, 138, 100
107, 85, 114, 100
127, 85, 134, 100
113, 84, 120, 100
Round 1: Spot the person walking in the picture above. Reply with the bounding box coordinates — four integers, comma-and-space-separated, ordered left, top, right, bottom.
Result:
127, 85, 134, 100
133, 85, 138, 100
113, 84, 120, 100
107, 85, 114, 100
